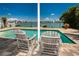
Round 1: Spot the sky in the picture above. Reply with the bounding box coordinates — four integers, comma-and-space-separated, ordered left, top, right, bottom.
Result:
40, 3, 77, 21
0, 3, 37, 20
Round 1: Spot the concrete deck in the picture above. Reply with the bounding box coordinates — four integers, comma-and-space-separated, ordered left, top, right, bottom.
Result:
59, 44, 79, 56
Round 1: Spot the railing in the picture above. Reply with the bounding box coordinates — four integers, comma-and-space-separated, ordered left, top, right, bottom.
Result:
40, 22, 64, 28
16, 22, 37, 27
16, 21, 63, 28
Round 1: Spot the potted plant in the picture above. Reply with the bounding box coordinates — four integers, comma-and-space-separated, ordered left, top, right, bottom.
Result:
64, 23, 69, 29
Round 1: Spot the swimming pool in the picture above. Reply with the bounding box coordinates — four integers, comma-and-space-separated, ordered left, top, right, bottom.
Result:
0, 29, 38, 40
40, 30, 76, 44
0, 29, 76, 44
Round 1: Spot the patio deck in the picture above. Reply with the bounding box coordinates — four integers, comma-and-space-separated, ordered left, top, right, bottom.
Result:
0, 38, 29, 56
59, 44, 79, 56
0, 38, 17, 56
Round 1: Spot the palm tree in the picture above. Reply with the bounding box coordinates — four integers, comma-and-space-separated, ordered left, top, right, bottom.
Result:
60, 6, 77, 29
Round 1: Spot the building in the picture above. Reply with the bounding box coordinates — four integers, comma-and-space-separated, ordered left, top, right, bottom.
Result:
7, 18, 16, 27
0, 19, 3, 28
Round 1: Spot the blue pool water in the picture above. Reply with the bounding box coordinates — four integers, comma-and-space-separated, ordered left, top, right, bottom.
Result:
0, 29, 76, 44
40, 30, 76, 44
0, 29, 38, 39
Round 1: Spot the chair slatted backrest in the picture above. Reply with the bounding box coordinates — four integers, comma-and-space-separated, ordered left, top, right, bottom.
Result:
13, 29, 29, 50
40, 31, 61, 56
41, 36, 60, 44
12, 29, 37, 55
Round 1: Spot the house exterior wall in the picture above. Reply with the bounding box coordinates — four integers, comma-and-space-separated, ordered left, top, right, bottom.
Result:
7, 21, 16, 27
0, 20, 4, 28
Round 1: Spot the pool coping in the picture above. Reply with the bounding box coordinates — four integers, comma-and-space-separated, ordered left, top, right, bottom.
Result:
0, 27, 38, 31
58, 30, 76, 44
63, 33, 78, 44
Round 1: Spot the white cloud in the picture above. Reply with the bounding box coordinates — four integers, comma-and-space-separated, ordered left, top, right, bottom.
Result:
51, 13, 55, 16
45, 17, 49, 20
8, 18, 18, 21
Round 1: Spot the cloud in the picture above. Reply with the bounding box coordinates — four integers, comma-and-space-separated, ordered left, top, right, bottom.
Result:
8, 18, 18, 21
51, 13, 55, 16
45, 17, 49, 20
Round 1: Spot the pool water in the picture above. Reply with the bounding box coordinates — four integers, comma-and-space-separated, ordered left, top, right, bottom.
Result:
0, 29, 76, 44
40, 30, 76, 44
0, 30, 38, 40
